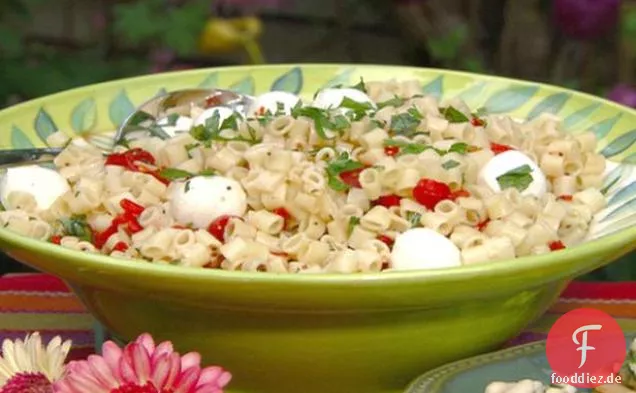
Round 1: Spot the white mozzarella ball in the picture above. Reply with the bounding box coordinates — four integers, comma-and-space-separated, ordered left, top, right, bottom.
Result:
156, 115, 193, 137
0, 165, 70, 211
478, 150, 547, 198
312, 88, 376, 110
390, 228, 461, 271
249, 91, 301, 116
169, 175, 247, 229
193, 107, 236, 128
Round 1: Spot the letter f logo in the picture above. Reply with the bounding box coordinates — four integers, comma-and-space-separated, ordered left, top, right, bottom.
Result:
572, 324, 602, 368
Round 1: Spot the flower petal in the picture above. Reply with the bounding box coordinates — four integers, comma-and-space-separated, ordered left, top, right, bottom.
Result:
118, 347, 138, 384
87, 354, 119, 389
163, 353, 182, 389
150, 353, 172, 388
172, 366, 201, 393
196, 367, 224, 386
180, 352, 201, 371
151, 341, 174, 364
129, 342, 152, 384
135, 333, 156, 354
101, 341, 123, 378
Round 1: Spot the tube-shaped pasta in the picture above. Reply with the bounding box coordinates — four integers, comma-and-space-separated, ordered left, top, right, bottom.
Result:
540, 153, 565, 177
299, 240, 330, 266
484, 194, 514, 220
420, 212, 453, 236
348, 225, 376, 249
360, 127, 389, 150
249, 210, 285, 235
359, 167, 383, 200
360, 206, 391, 233
573, 188, 606, 214
280, 233, 311, 257
552, 175, 577, 197
324, 250, 359, 273
574, 131, 597, 153
395, 168, 420, 195
582, 153, 606, 175
299, 216, 326, 240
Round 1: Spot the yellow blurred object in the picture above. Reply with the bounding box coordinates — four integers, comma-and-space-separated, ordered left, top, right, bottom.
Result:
199, 17, 265, 64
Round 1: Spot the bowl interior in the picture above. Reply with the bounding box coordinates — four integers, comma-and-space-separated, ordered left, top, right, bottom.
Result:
0, 64, 635, 287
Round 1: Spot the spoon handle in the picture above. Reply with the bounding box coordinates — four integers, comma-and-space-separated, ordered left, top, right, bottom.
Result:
0, 148, 63, 168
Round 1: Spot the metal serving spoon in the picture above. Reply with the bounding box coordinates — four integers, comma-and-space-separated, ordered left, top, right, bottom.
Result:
0, 88, 254, 168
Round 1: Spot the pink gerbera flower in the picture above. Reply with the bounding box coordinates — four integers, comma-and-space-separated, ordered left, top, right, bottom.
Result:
53, 333, 231, 393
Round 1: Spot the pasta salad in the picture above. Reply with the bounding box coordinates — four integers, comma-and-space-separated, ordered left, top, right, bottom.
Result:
0, 79, 609, 273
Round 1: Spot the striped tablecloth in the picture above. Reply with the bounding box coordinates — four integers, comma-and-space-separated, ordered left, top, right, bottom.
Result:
1, 273, 636, 360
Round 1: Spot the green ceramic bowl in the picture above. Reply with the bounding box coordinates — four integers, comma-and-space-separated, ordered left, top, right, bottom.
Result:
0, 65, 635, 393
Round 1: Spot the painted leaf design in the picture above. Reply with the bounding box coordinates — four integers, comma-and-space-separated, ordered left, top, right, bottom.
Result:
10, 125, 34, 148
230, 76, 255, 95
109, 90, 135, 126
600, 129, 636, 158
456, 81, 487, 107
563, 103, 601, 130
483, 85, 539, 114
626, 152, 636, 164
322, 68, 355, 89
34, 108, 58, 144
422, 76, 443, 99
70, 97, 97, 134
601, 164, 633, 195
526, 92, 570, 120
154, 88, 168, 97
601, 197, 636, 222
198, 72, 218, 88
271, 67, 303, 94
607, 180, 636, 207
589, 113, 622, 139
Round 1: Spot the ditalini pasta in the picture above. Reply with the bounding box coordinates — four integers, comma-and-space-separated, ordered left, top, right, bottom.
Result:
0, 79, 609, 273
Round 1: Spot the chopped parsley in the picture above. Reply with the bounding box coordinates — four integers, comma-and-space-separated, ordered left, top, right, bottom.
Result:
441, 106, 470, 123
389, 108, 423, 136
190, 111, 258, 145
339, 97, 374, 121
350, 77, 367, 93
292, 106, 352, 139
377, 96, 406, 109
59, 215, 92, 243
496, 165, 534, 192
347, 216, 361, 236
447, 142, 470, 154
406, 211, 421, 227
442, 160, 461, 170
158, 168, 193, 181
326, 152, 364, 191
384, 139, 437, 156
164, 113, 180, 126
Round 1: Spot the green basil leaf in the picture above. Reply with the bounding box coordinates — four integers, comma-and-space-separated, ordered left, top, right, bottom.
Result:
59, 215, 93, 243
448, 142, 469, 155
496, 164, 534, 192
347, 216, 361, 235
441, 106, 470, 123
442, 159, 460, 170
377, 96, 405, 109
350, 77, 367, 93
389, 112, 420, 136
406, 211, 421, 227
159, 167, 193, 180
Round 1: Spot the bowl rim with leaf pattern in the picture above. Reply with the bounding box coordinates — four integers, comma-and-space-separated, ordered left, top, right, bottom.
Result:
0, 64, 634, 297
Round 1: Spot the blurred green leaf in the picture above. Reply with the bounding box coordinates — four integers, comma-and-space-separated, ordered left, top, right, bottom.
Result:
113, 0, 166, 45
162, 1, 209, 55
426, 24, 468, 62
0, 26, 24, 57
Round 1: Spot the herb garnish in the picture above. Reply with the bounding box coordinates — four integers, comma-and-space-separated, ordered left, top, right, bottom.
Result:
441, 106, 470, 123
406, 211, 421, 227
158, 168, 193, 181
447, 142, 470, 154
347, 216, 361, 236
199, 169, 216, 176
291, 105, 353, 139
339, 97, 375, 121
190, 111, 258, 146
496, 165, 534, 192
350, 78, 367, 93
389, 108, 423, 136
384, 139, 436, 156
184, 180, 192, 193
442, 160, 461, 170
377, 96, 406, 109
59, 215, 92, 242
326, 152, 364, 191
